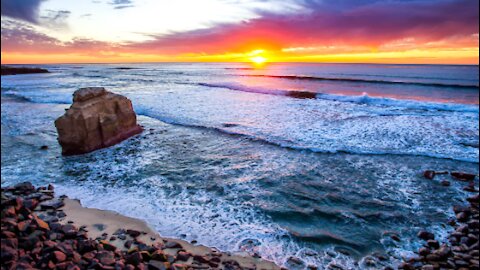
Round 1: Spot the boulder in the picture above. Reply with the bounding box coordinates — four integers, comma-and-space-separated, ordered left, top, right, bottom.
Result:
451, 172, 477, 181
55, 87, 143, 155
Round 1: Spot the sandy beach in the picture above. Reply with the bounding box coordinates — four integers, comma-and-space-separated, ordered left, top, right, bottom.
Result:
1, 182, 281, 270
61, 198, 281, 269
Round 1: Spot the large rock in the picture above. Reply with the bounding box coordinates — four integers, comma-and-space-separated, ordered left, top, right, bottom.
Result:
1, 65, 49, 76
54, 87, 143, 155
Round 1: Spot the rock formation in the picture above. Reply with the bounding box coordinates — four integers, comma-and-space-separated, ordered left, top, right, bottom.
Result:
1, 65, 49, 76
55, 87, 143, 155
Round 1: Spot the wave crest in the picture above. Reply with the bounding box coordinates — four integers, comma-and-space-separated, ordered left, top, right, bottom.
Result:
197, 82, 479, 113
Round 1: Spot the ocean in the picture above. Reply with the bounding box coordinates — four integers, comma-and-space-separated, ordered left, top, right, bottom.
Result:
1, 63, 479, 269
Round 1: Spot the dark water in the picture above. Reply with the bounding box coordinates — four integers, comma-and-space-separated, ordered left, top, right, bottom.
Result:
1, 63, 479, 269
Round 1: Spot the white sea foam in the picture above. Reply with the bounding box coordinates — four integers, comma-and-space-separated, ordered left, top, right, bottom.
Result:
198, 82, 479, 113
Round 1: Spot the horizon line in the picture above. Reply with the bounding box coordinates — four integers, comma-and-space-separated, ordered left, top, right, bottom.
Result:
2, 61, 479, 66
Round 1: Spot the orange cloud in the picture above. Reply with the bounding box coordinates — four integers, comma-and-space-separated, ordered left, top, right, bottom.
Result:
1, 0, 479, 64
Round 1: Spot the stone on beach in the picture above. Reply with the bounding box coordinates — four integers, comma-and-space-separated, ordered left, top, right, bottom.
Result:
0, 182, 281, 270
54, 87, 143, 155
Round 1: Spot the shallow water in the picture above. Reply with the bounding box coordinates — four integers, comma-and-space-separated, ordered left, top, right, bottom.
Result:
1, 63, 479, 269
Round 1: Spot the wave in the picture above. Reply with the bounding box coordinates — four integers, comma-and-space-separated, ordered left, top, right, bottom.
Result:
111, 67, 142, 70
197, 82, 479, 113
317, 93, 479, 113
1, 91, 70, 105
1, 93, 34, 103
241, 75, 480, 89
2, 89, 477, 163
72, 72, 106, 78
134, 109, 478, 163
225, 67, 255, 70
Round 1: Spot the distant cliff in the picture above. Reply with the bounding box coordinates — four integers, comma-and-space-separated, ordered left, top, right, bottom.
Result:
1, 65, 49, 75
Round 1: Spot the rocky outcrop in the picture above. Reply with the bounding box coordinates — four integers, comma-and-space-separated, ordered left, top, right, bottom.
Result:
54, 87, 143, 155
1, 182, 282, 270
1, 65, 49, 75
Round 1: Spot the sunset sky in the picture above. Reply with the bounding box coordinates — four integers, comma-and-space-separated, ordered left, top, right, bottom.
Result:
1, 0, 479, 64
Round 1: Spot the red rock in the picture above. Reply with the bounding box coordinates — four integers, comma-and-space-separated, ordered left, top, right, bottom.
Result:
140, 251, 151, 261
176, 251, 191, 261
148, 260, 170, 270
82, 251, 96, 260
172, 263, 187, 270
114, 261, 125, 270
17, 220, 31, 232
72, 251, 81, 263
441, 180, 451, 186
55, 87, 143, 155
33, 214, 50, 231
126, 229, 141, 238
15, 262, 34, 269
53, 251, 67, 262
164, 241, 182, 249
208, 262, 219, 268
423, 170, 435, 179
193, 255, 210, 263
100, 240, 116, 252
124, 264, 135, 270
56, 261, 73, 270
126, 252, 143, 266
96, 251, 115, 265
4, 206, 16, 217
66, 265, 81, 270
417, 231, 435, 241
150, 250, 167, 261
2, 217, 18, 227
61, 224, 78, 238
0, 245, 18, 262
1, 231, 16, 238
23, 199, 39, 210
78, 239, 97, 253
43, 240, 56, 248
1, 238, 18, 249
124, 240, 133, 249
14, 182, 34, 191
418, 247, 430, 256
451, 172, 477, 181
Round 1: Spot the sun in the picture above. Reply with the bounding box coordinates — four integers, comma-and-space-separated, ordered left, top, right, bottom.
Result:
250, 56, 267, 64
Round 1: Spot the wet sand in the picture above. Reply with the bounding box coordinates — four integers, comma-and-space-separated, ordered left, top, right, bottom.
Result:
61, 198, 281, 269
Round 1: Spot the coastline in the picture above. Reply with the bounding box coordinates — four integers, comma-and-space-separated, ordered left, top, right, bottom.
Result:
1, 63, 479, 269
61, 198, 281, 269
1, 182, 281, 270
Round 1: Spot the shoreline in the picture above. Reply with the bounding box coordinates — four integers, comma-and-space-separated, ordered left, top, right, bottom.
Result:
1, 182, 281, 270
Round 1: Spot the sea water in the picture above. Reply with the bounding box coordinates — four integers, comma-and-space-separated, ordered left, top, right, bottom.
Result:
1, 63, 479, 269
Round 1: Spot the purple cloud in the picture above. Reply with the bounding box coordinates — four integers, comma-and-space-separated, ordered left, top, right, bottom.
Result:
1, 0, 45, 24
128, 0, 479, 54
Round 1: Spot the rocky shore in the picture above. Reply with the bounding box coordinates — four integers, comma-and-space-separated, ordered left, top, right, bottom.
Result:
398, 171, 479, 270
1, 182, 280, 270
1, 66, 49, 76
1, 172, 478, 270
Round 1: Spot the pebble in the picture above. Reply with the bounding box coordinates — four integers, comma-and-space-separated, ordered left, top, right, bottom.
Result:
1, 182, 263, 270
403, 187, 479, 270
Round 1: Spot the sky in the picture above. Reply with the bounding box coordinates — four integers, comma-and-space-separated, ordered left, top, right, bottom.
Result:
1, 0, 479, 64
